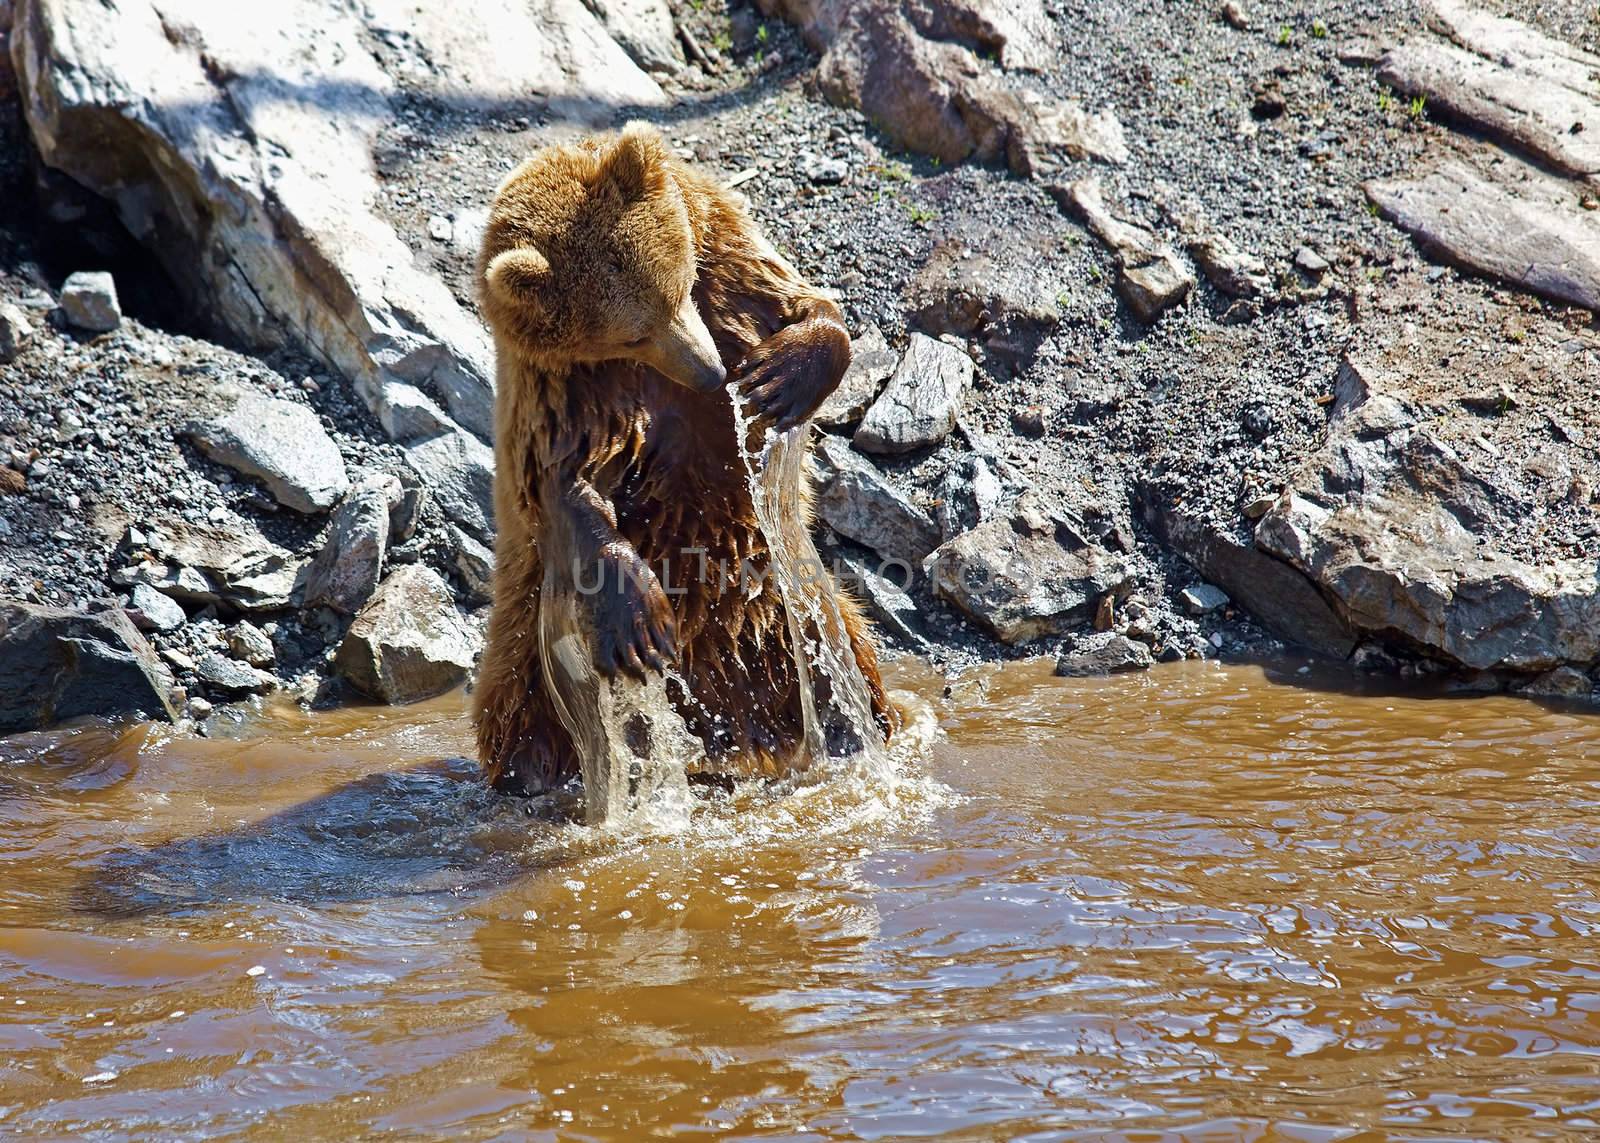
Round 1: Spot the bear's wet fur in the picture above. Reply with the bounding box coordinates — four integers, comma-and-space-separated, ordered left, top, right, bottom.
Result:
474, 122, 894, 796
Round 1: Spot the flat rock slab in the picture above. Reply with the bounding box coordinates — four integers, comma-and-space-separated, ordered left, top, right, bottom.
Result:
186, 391, 349, 514
0, 601, 177, 731
1378, 0, 1600, 180
136, 519, 305, 612
853, 333, 972, 455
403, 429, 496, 543
925, 513, 1130, 644
1054, 178, 1193, 322
812, 434, 941, 565
1367, 161, 1600, 312
335, 565, 479, 704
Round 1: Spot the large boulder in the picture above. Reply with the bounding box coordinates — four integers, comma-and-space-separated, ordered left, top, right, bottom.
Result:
334, 565, 480, 703
1253, 355, 1600, 673
0, 602, 178, 731
10, 0, 664, 470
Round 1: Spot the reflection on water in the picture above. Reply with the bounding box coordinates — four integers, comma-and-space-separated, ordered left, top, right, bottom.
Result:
2, 659, 1599, 1139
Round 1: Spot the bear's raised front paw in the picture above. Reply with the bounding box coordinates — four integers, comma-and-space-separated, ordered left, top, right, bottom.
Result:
590, 562, 678, 681
735, 320, 848, 432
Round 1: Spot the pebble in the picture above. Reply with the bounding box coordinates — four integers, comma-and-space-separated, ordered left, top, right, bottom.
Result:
427, 214, 453, 242
245, 965, 266, 978
60, 271, 123, 333
186, 696, 214, 718
1180, 583, 1230, 615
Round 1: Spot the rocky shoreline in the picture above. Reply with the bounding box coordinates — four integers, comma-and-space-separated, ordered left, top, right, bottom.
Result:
1, 0, 1597, 739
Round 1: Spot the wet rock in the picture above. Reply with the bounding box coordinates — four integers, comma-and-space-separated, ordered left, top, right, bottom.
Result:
0, 302, 33, 362
854, 333, 973, 455
1254, 354, 1600, 673
450, 525, 496, 606
582, 0, 684, 75
925, 512, 1131, 644
227, 620, 276, 666
758, 0, 1123, 177
334, 565, 479, 704
816, 323, 897, 428
137, 520, 306, 613
59, 271, 121, 332
403, 430, 495, 543
1188, 231, 1271, 298
1055, 178, 1194, 322
1519, 666, 1596, 701
833, 546, 924, 648
1179, 583, 1230, 615
196, 652, 271, 697
0, 601, 178, 730
1054, 631, 1154, 676
906, 235, 1060, 366
933, 453, 1005, 539
1377, 1, 1600, 181
812, 434, 941, 565
303, 477, 393, 614
13, 0, 660, 451
185, 390, 349, 514
129, 582, 185, 632
1367, 161, 1600, 312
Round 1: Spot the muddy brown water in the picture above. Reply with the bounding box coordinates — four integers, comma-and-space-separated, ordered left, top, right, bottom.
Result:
3, 659, 1600, 1141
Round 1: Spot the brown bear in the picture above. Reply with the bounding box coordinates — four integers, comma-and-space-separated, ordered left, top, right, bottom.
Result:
473, 121, 895, 796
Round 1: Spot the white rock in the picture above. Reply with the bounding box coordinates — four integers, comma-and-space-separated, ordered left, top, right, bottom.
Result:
186, 390, 349, 514
60, 271, 121, 332
853, 333, 972, 455
130, 582, 186, 632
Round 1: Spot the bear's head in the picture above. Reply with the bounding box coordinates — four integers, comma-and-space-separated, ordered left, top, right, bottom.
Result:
479, 121, 726, 393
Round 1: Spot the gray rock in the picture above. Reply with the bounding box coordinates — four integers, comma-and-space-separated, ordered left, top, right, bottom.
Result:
138, 519, 306, 613
227, 620, 276, 666
812, 434, 941, 565
1055, 178, 1194, 323
924, 512, 1131, 644
1377, 1, 1600, 181
377, 381, 457, 442
1054, 632, 1154, 676
854, 333, 972, 455
762, 0, 1120, 177
1294, 246, 1330, 276
0, 302, 33, 362
13, 0, 659, 453
1254, 354, 1600, 673
334, 565, 479, 704
816, 323, 897, 428
0, 601, 177, 730
906, 235, 1061, 367
186, 390, 349, 514
1367, 161, 1600, 312
1188, 231, 1271, 298
800, 152, 848, 184
129, 582, 185, 632
833, 546, 924, 648
196, 652, 271, 697
1140, 493, 1359, 661
59, 271, 121, 332
1519, 666, 1596, 701
404, 430, 496, 543
1179, 583, 1230, 615
303, 477, 392, 614
450, 525, 496, 606
934, 454, 1005, 540
582, 0, 684, 75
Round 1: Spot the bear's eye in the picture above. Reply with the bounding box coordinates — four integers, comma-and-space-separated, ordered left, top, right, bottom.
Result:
622, 334, 650, 348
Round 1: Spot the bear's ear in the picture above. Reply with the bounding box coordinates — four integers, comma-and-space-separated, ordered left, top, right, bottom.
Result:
599, 121, 668, 200
484, 247, 551, 309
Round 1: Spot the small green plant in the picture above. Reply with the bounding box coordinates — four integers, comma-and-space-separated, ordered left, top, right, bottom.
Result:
1277, 24, 1292, 45
1055, 289, 1072, 310
1377, 89, 1396, 113
711, 29, 733, 54
930, 156, 942, 168
905, 202, 938, 225
1407, 93, 1427, 119
756, 22, 769, 44
1311, 19, 1327, 38
877, 160, 912, 182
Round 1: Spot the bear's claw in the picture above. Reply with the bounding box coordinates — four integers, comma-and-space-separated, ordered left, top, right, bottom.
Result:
590, 564, 678, 682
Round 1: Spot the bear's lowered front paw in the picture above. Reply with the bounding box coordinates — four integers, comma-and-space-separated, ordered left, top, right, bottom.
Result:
735, 320, 848, 432
589, 561, 678, 681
